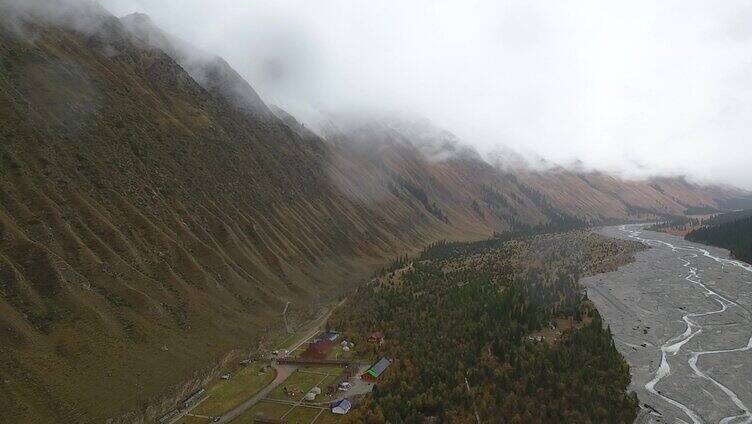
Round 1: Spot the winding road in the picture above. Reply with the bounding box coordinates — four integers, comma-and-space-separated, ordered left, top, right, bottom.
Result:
582, 225, 752, 424
216, 299, 348, 423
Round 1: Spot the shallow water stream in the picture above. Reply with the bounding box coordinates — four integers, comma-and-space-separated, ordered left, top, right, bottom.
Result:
583, 225, 752, 424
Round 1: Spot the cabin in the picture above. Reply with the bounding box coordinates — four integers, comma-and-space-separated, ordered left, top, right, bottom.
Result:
330, 399, 352, 415
301, 340, 334, 360
367, 331, 384, 344
361, 357, 391, 382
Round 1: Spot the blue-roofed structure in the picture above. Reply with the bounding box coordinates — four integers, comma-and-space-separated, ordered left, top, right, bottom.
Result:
331, 398, 352, 414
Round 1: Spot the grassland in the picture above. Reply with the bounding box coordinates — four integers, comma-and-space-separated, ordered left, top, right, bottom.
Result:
175, 363, 276, 422
234, 402, 292, 423
176, 416, 205, 424
326, 344, 354, 361
268, 370, 338, 401
229, 358, 349, 423
234, 400, 343, 424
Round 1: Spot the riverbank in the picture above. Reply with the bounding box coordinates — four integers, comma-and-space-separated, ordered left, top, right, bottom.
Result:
583, 225, 752, 423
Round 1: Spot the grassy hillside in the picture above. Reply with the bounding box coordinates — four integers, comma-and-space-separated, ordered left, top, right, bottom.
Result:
0, 5, 538, 422
0, 2, 748, 422
518, 172, 746, 222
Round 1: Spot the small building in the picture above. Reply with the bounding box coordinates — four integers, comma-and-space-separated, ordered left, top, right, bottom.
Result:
361, 357, 391, 382
181, 388, 206, 409
367, 331, 384, 344
331, 399, 352, 415
158, 409, 181, 424
301, 340, 334, 360
314, 331, 340, 343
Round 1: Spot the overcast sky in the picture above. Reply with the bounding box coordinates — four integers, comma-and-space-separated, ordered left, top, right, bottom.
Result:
101, 0, 752, 189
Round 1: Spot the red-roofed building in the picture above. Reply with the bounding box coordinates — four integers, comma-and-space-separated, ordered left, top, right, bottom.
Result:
301, 340, 334, 360
367, 331, 384, 344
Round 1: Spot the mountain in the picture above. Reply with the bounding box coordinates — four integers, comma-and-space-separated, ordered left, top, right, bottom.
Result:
518, 171, 746, 221
120, 13, 272, 121
0, 2, 748, 422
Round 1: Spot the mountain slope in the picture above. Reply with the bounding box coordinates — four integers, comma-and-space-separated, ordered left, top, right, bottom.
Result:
120, 12, 272, 121
0, 5, 511, 422
0, 2, 748, 423
518, 170, 744, 221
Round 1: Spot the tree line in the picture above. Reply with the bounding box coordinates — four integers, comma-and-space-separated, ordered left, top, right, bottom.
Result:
686, 215, 752, 264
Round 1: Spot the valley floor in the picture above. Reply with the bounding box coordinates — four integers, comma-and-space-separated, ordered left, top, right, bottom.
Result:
583, 225, 752, 423
326, 230, 643, 422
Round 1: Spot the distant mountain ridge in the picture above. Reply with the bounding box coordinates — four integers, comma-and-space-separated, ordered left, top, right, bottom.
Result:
0, 2, 749, 422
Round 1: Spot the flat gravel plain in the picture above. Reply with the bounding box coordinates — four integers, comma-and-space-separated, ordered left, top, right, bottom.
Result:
582, 225, 752, 424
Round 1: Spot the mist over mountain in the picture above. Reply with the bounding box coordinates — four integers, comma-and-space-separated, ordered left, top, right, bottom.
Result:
1, 0, 751, 422
100, 0, 752, 189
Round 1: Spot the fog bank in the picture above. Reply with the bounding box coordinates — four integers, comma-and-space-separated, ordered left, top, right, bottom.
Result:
96, 1, 752, 189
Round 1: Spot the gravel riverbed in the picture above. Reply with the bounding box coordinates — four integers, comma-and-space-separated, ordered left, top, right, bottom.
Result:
582, 225, 752, 424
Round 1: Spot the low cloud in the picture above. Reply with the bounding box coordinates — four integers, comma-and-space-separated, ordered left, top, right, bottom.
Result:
0, 0, 113, 36
44, 0, 752, 189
